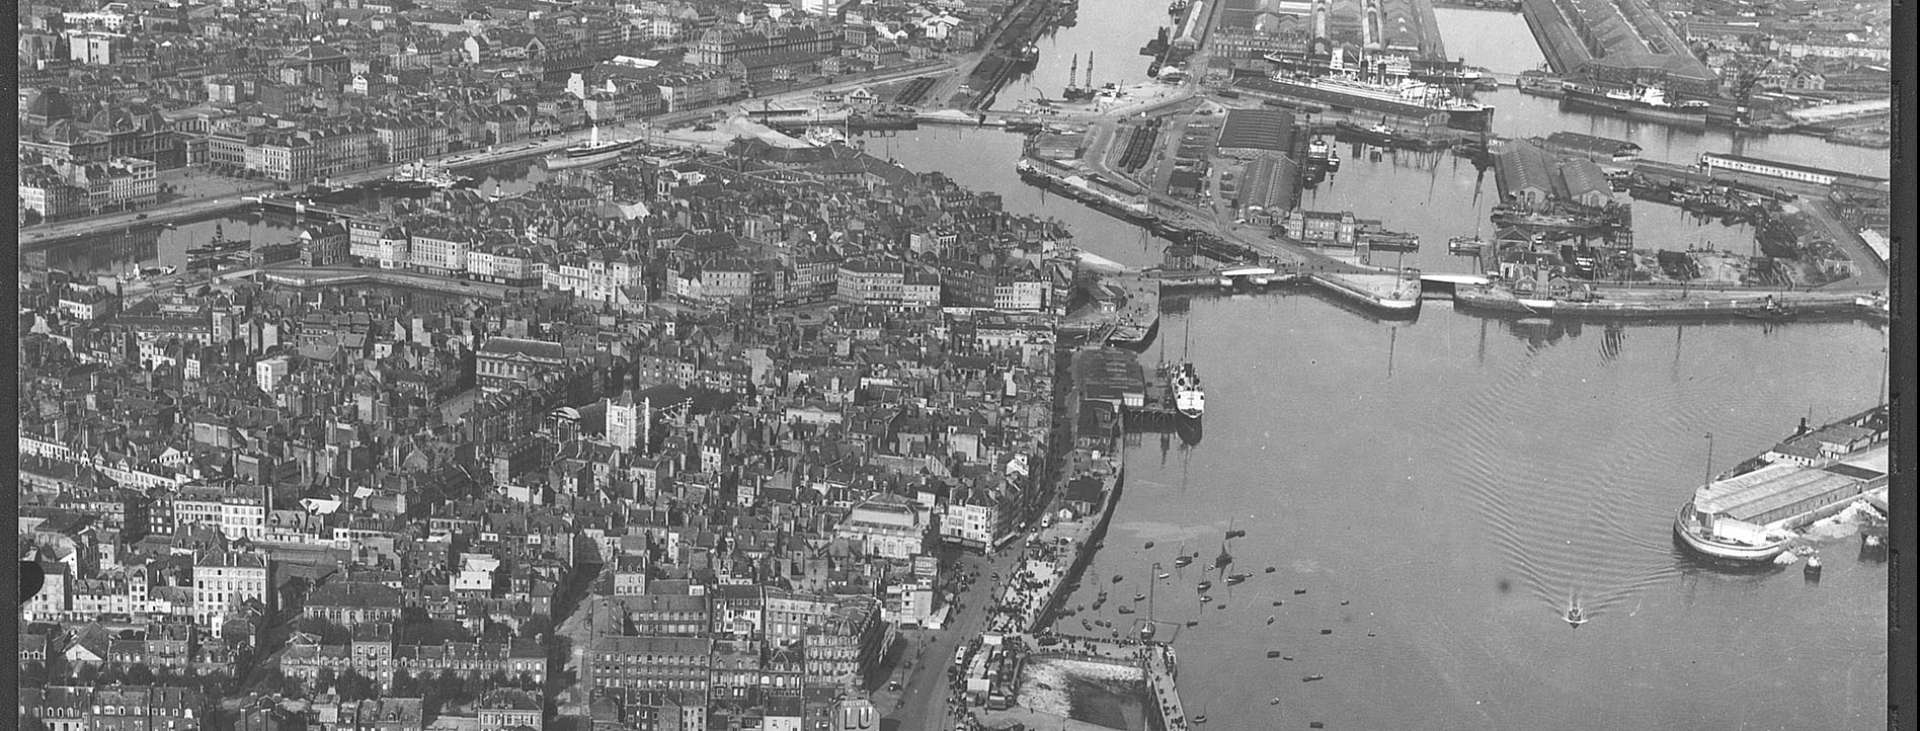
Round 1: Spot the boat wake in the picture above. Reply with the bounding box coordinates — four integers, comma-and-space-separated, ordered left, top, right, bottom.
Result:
1451, 344, 1734, 619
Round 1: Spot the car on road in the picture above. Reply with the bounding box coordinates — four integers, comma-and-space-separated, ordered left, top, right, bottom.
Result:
887, 681, 902, 691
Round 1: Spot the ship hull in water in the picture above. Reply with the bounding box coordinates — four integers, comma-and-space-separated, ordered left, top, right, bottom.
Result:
546, 148, 627, 170
1674, 511, 1791, 562
1233, 77, 1494, 133
1559, 93, 1708, 129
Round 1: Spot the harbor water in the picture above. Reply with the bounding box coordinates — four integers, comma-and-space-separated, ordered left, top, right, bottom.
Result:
1081, 297, 1885, 729
882, 9, 1889, 729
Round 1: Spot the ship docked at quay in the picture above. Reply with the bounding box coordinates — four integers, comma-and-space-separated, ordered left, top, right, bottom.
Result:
364, 161, 475, 194
1240, 49, 1495, 133
545, 126, 639, 170
1558, 82, 1710, 129
1674, 406, 1890, 562
1170, 363, 1204, 420
1016, 158, 1158, 225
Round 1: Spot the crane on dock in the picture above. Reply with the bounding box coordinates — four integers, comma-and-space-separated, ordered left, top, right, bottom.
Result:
1726, 57, 1775, 128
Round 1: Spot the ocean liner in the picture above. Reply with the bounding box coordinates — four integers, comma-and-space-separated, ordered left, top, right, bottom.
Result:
1247, 49, 1495, 133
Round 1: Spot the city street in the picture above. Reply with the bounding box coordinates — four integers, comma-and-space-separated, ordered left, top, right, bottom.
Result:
882, 546, 1026, 731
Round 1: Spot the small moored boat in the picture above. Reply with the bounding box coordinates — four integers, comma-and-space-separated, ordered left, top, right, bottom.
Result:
1267, 650, 1282, 658
1303, 674, 1325, 682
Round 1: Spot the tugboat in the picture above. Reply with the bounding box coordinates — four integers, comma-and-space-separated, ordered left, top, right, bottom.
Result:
1740, 297, 1798, 322
1804, 554, 1823, 579
1565, 603, 1588, 628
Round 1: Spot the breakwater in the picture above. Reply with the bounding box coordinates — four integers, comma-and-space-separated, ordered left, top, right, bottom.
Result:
1452, 287, 1881, 320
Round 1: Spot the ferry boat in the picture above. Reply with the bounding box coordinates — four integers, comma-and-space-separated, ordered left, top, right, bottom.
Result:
1171, 363, 1204, 419
546, 125, 637, 170
1560, 83, 1710, 128
1250, 49, 1495, 133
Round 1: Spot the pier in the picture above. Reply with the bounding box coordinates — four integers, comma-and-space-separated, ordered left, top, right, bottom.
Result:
1144, 644, 1189, 729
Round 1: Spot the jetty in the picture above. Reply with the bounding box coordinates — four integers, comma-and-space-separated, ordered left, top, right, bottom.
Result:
1145, 644, 1190, 729
1453, 285, 1881, 320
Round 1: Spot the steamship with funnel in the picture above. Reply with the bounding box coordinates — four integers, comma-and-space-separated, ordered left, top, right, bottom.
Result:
1235, 0, 1493, 133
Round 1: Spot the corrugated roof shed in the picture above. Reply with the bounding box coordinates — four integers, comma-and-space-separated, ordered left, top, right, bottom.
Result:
1217, 109, 1294, 153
